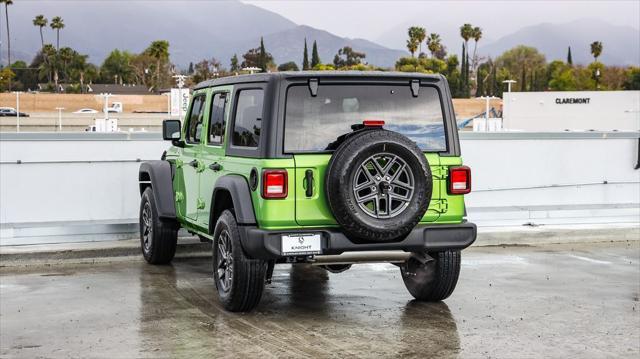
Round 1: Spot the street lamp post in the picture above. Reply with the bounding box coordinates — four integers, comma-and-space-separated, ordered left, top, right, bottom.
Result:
502, 79, 517, 93
13, 91, 20, 132
96, 93, 113, 120
55, 107, 65, 131
162, 92, 170, 117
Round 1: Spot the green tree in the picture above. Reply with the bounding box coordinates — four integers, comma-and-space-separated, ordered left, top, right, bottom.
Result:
192, 58, 221, 83
333, 46, 366, 68
259, 37, 267, 72
230, 54, 240, 72
0, 67, 15, 91
50, 16, 65, 50
277, 61, 299, 72
100, 49, 134, 84
311, 40, 320, 68
302, 38, 310, 70
624, 67, 640, 90
395, 56, 446, 74
547, 60, 576, 91
241, 47, 274, 70
426, 33, 442, 58
32, 15, 47, 49
590, 41, 603, 62
496, 45, 546, 90
567, 46, 573, 65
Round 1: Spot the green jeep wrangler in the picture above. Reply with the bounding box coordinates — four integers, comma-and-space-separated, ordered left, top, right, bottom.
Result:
139, 72, 476, 312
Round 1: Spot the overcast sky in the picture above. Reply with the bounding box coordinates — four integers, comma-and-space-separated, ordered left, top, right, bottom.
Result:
243, 0, 640, 42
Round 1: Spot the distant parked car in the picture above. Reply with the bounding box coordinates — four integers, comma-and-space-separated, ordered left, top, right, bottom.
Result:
73, 108, 99, 114
0, 107, 29, 117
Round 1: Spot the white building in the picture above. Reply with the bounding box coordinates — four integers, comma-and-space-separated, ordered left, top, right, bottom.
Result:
503, 91, 640, 132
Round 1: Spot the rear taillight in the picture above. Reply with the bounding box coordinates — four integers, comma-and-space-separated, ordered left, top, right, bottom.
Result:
262, 169, 288, 199
448, 166, 471, 195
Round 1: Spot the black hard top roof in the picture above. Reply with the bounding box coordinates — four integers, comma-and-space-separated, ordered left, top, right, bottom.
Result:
193, 71, 443, 90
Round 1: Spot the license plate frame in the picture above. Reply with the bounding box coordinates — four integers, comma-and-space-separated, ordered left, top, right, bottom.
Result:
281, 233, 322, 255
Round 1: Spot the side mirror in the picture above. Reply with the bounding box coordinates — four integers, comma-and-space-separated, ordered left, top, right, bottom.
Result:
162, 120, 181, 141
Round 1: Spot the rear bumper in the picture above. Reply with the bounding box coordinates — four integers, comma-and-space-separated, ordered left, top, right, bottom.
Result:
238, 221, 477, 260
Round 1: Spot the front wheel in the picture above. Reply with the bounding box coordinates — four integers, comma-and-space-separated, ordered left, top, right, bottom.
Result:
213, 210, 268, 312
400, 250, 461, 301
139, 187, 178, 264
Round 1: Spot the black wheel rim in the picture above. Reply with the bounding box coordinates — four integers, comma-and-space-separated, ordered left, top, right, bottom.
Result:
352, 152, 415, 219
141, 201, 153, 251
216, 230, 234, 292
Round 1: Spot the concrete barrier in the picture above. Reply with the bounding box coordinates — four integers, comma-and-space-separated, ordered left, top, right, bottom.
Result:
1, 131, 638, 245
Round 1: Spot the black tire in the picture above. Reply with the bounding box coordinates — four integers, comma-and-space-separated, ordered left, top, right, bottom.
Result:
139, 187, 178, 264
212, 210, 267, 312
325, 129, 432, 242
400, 250, 461, 301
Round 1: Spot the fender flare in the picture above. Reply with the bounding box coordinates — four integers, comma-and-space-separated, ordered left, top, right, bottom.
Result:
210, 175, 257, 229
139, 161, 177, 220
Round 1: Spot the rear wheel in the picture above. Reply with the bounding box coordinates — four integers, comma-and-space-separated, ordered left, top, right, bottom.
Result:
325, 129, 432, 242
213, 210, 268, 312
400, 250, 461, 301
139, 187, 178, 264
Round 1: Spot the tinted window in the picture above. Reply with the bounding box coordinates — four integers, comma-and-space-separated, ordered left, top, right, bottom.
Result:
186, 95, 206, 143
284, 84, 446, 152
232, 89, 263, 148
209, 92, 228, 145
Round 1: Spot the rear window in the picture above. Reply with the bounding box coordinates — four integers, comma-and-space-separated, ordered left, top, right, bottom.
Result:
284, 84, 446, 152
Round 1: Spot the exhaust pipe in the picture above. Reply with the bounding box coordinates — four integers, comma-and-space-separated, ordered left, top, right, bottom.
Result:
311, 251, 412, 265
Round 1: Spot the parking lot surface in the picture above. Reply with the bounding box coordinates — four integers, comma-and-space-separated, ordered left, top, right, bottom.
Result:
1, 241, 638, 358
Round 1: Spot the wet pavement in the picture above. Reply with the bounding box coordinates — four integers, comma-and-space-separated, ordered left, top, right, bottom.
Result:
1, 241, 639, 358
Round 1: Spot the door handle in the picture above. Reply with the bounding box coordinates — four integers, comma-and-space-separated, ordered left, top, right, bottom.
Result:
305, 169, 314, 197
189, 159, 198, 168
209, 162, 222, 172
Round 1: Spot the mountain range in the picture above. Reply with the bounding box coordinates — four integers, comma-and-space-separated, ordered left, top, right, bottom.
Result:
2, 1, 638, 70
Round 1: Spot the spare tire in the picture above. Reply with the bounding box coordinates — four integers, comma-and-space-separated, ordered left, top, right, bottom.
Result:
325, 129, 432, 243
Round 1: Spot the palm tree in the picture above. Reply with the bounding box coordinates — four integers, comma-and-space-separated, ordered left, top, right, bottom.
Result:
414, 27, 426, 55
590, 41, 603, 62
1, 0, 13, 68
146, 40, 169, 88
1, 0, 12, 90
50, 16, 65, 50
426, 33, 442, 58
471, 26, 482, 67
59, 47, 75, 81
41, 44, 58, 88
460, 23, 474, 61
32, 15, 48, 49
406, 38, 418, 58
407, 26, 425, 57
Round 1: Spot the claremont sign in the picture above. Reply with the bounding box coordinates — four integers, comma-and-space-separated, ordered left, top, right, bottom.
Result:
555, 97, 591, 104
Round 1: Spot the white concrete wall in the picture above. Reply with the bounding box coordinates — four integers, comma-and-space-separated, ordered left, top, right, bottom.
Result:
503, 91, 640, 131
1, 132, 639, 244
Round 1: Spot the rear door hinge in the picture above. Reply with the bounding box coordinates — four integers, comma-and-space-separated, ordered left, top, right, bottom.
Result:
175, 191, 184, 203
432, 199, 448, 213
432, 166, 448, 180
197, 198, 206, 210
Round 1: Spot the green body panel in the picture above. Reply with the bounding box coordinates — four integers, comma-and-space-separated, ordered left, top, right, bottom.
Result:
165, 82, 466, 237
291, 153, 461, 226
